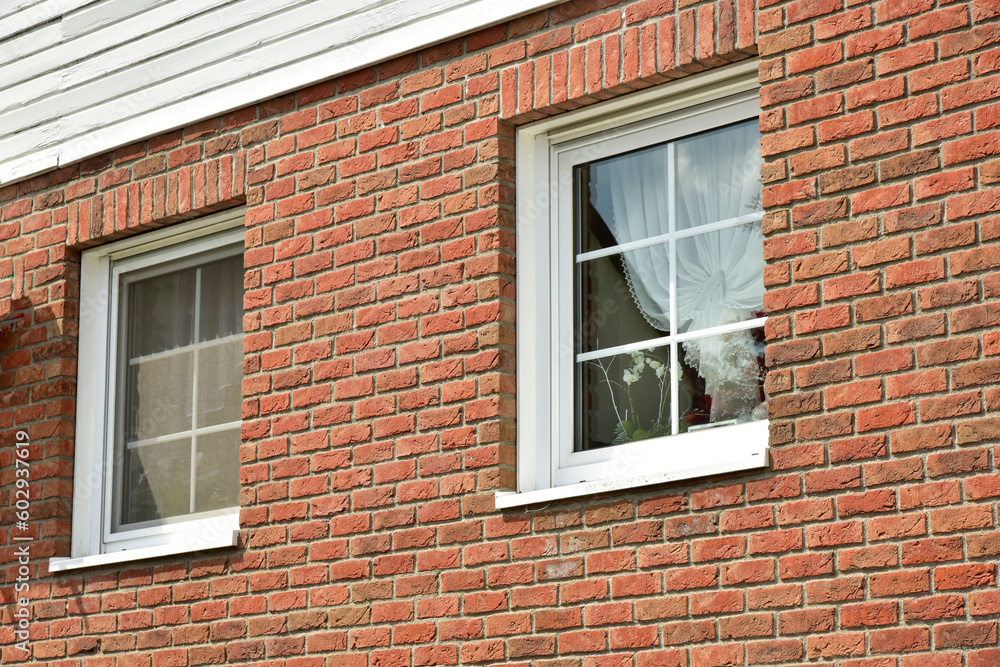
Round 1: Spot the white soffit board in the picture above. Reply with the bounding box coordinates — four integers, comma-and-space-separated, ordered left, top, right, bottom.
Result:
0, 0, 562, 186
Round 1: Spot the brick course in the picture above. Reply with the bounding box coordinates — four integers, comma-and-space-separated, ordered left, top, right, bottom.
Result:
2, 0, 1000, 665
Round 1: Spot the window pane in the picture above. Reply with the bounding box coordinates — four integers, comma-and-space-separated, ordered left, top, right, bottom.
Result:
194, 429, 240, 513
577, 145, 671, 255
577, 248, 669, 353
675, 221, 765, 334
113, 244, 243, 534
199, 254, 243, 341
119, 439, 192, 527
675, 119, 763, 231
571, 116, 764, 453
197, 339, 242, 428
678, 327, 766, 432
575, 157, 671, 354
127, 268, 196, 357
576, 347, 671, 452
124, 352, 194, 442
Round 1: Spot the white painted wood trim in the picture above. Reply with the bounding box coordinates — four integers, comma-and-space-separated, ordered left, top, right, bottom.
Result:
3, 20, 60, 62
0, 0, 273, 107
61, 0, 175, 39
0, 0, 43, 20
0, 0, 98, 41
0, 0, 564, 186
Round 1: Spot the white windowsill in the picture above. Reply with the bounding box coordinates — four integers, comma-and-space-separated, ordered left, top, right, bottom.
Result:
495, 441, 769, 510
48, 530, 239, 572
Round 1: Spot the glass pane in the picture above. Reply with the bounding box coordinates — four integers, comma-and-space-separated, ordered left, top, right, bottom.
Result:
577, 143, 671, 255
570, 116, 764, 454
577, 247, 669, 353
194, 429, 240, 513
196, 339, 242, 428
127, 268, 196, 357
675, 222, 765, 334
113, 243, 244, 535
125, 352, 194, 441
576, 347, 671, 452
118, 438, 192, 527
678, 327, 766, 433
675, 119, 763, 231
199, 254, 243, 341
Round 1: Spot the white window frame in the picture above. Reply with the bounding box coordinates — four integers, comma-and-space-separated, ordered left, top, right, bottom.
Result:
497, 61, 769, 510
51, 210, 245, 572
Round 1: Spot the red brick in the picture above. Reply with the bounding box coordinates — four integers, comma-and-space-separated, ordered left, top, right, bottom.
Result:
839, 544, 898, 571
870, 570, 931, 598
904, 594, 965, 622
934, 621, 998, 648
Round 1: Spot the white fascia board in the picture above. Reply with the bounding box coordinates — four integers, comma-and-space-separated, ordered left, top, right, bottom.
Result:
0, 0, 563, 186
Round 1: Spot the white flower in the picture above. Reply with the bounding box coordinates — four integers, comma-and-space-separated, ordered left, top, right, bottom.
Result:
629, 351, 645, 374
649, 359, 665, 379
623, 369, 638, 385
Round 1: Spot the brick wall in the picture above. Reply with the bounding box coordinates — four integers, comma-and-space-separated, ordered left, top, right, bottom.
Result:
757, 0, 1000, 663
1, 0, 999, 665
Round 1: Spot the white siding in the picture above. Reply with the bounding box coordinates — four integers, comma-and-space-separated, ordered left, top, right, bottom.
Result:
0, 0, 558, 185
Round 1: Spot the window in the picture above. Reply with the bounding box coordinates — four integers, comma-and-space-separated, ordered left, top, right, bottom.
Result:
498, 63, 769, 508
52, 211, 244, 571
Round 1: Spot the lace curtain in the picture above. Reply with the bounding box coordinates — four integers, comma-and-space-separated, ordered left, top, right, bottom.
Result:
590, 122, 765, 421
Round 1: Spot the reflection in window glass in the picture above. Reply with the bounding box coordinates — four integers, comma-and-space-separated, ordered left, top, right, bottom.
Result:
114, 252, 243, 530
574, 119, 765, 452
121, 439, 191, 526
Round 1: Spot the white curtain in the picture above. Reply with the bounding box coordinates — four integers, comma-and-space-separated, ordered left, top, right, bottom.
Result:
590, 122, 765, 421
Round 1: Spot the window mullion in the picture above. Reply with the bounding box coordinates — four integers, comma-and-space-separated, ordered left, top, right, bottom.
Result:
190, 267, 202, 515
127, 421, 242, 449
668, 141, 680, 437
127, 333, 242, 365
576, 337, 672, 363
575, 211, 764, 263
575, 317, 768, 364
